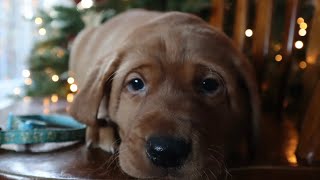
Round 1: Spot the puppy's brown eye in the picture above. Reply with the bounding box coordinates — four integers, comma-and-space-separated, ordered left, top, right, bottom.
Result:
127, 78, 145, 92
201, 78, 219, 94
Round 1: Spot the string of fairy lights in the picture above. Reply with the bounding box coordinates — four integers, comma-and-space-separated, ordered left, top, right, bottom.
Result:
17, 67, 77, 103
12, 0, 97, 104
244, 16, 309, 70
243, 16, 310, 166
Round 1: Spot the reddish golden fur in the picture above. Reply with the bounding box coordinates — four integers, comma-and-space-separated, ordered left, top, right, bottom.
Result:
69, 10, 259, 179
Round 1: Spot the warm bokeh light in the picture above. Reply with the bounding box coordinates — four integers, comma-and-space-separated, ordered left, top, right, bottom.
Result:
275, 54, 282, 62
245, 29, 253, 37
287, 154, 298, 165
67, 93, 74, 102
22, 69, 31, 78
284, 119, 299, 166
300, 22, 307, 30
23, 96, 31, 103
70, 84, 78, 92
34, 17, 43, 25
24, 78, 32, 85
56, 49, 65, 58
296, 17, 304, 25
43, 98, 50, 106
39, 28, 46, 36
295, 41, 303, 49
273, 43, 281, 51
298, 29, 307, 36
51, 94, 59, 103
299, 61, 307, 69
52, 75, 59, 82
307, 56, 316, 64
43, 108, 50, 114
13, 88, 21, 95
67, 77, 75, 84
79, 0, 93, 9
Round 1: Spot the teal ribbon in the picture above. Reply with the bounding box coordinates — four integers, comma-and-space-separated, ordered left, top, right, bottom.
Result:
0, 114, 86, 145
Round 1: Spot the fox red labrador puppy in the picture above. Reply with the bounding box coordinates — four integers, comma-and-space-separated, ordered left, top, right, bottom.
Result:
69, 10, 259, 179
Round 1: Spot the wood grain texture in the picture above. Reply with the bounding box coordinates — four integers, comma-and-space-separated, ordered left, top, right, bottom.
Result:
209, 0, 224, 30
251, 0, 273, 82
301, 0, 320, 114
232, 0, 248, 50
297, 81, 320, 165
274, 0, 299, 118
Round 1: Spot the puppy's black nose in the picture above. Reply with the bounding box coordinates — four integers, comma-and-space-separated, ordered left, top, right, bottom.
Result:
146, 136, 191, 168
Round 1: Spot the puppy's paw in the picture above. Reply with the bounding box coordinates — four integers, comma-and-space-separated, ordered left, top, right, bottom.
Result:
99, 126, 117, 154
85, 126, 100, 149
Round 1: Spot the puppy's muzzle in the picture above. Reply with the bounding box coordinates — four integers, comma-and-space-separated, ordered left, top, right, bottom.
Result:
146, 136, 191, 168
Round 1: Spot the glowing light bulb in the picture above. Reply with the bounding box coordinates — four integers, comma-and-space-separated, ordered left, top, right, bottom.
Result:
67, 77, 75, 84
70, 84, 78, 92
34, 17, 43, 25
295, 41, 303, 49
296, 17, 304, 25
299, 61, 307, 69
80, 0, 93, 9
275, 54, 282, 62
245, 29, 253, 37
298, 29, 306, 36
24, 78, 32, 85
51, 94, 59, 103
67, 93, 74, 102
52, 75, 59, 82
22, 69, 30, 78
300, 22, 307, 30
39, 28, 46, 36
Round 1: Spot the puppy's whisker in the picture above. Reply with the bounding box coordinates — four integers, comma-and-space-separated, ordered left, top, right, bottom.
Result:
203, 170, 210, 180
89, 153, 118, 175
191, 132, 200, 145
209, 155, 222, 171
209, 169, 218, 180
104, 156, 125, 176
208, 147, 225, 159
104, 147, 131, 172
191, 163, 203, 179
225, 167, 232, 180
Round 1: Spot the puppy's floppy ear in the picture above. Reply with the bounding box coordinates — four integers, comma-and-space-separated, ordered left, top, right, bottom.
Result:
231, 51, 260, 158
69, 53, 121, 126
235, 54, 260, 133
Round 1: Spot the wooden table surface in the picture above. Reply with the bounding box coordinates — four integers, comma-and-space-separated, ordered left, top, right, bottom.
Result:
1, 98, 320, 179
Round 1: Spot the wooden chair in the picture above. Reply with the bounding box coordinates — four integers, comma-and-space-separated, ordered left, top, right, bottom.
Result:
210, 0, 320, 165
297, 80, 320, 165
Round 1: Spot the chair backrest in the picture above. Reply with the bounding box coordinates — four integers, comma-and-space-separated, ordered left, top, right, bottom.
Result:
296, 80, 320, 164
209, 0, 320, 164
210, 0, 320, 117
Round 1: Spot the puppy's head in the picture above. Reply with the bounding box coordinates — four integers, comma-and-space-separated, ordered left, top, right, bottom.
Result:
70, 12, 259, 179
